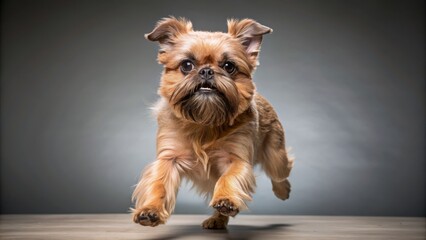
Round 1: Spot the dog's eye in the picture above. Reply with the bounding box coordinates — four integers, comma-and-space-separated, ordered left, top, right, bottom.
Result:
223, 61, 236, 74
180, 60, 194, 74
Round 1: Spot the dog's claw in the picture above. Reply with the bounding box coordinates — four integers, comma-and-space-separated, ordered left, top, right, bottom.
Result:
133, 209, 163, 227
212, 199, 239, 217
148, 213, 158, 221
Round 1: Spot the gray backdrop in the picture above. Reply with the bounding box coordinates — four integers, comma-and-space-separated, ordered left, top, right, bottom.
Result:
1, 0, 424, 216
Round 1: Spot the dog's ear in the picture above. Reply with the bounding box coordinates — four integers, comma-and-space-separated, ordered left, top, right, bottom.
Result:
227, 19, 272, 64
146, 17, 193, 47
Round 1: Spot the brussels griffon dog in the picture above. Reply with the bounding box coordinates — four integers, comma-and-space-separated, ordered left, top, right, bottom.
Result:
132, 17, 294, 229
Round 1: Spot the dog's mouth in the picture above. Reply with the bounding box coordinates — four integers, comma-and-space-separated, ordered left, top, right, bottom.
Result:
196, 82, 217, 93
171, 77, 240, 126
199, 87, 213, 93
176, 81, 220, 104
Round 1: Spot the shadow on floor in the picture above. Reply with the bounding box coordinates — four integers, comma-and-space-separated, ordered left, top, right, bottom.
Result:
146, 223, 292, 240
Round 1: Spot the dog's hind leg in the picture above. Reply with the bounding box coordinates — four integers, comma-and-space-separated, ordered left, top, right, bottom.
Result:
259, 120, 294, 200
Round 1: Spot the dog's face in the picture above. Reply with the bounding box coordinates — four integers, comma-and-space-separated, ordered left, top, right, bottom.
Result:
146, 18, 271, 126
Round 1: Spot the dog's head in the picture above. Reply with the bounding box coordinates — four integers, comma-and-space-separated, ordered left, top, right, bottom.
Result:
146, 17, 271, 126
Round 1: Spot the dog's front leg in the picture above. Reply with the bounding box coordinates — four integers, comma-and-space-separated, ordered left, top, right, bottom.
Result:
132, 156, 181, 227
209, 145, 256, 217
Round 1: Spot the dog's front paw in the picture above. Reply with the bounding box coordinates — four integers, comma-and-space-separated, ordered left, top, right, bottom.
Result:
212, 198, 239, 217
132, 208, 165, 227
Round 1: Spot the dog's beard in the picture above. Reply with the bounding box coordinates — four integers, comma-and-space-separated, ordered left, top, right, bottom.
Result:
170, 76, 240, 126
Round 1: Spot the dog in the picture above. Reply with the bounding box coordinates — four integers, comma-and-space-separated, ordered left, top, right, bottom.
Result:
132, 17, 294, 229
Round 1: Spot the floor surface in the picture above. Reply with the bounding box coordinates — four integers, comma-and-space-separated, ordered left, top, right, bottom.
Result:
0, 214, 425, 239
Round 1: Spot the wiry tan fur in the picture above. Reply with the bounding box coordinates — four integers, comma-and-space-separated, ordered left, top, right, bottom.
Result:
132, 17, 294, 229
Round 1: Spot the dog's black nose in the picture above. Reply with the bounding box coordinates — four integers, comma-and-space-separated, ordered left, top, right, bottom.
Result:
198, 67, 214, 80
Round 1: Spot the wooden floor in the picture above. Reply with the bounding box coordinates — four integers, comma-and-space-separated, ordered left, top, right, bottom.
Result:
0, 214, 424, 240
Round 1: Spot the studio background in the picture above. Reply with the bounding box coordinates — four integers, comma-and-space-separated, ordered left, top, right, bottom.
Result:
1, 0, 424, 216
